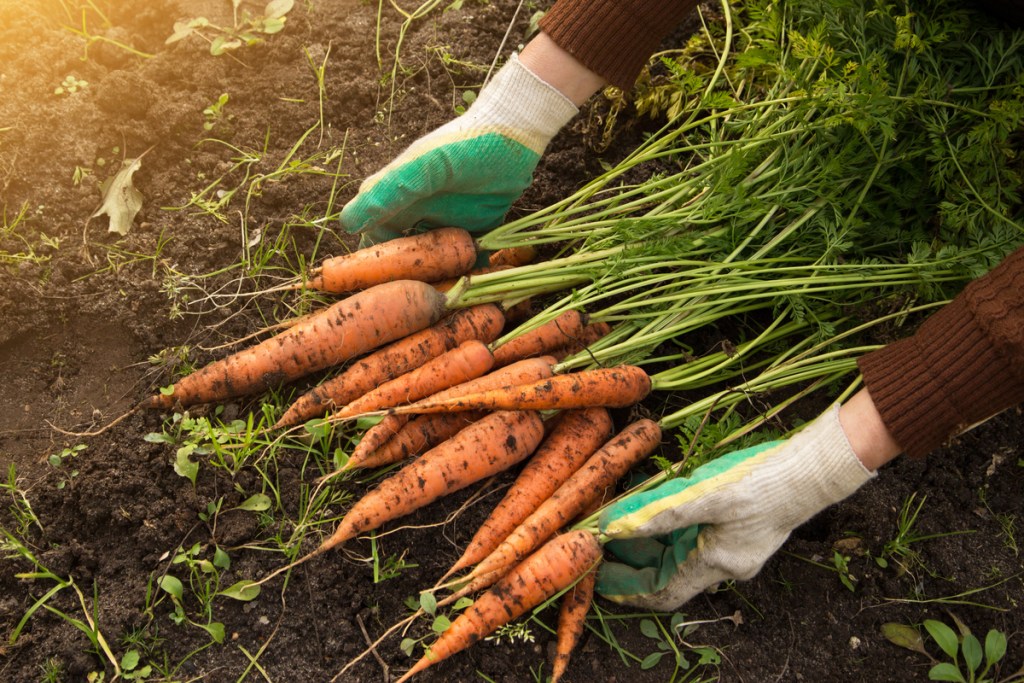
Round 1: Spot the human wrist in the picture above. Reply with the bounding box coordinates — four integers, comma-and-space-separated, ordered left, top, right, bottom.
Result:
518, 32, 606, 107
838, 387, 902, 471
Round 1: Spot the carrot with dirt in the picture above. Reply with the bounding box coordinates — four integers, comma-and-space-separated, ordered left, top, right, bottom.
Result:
322, 411, 487, 477
347, 355, 558, 466
143, 280, 450, 410
552, 321, 613, 361
551, 564, 597, 683
388, 365, 652, 416
490, 310, 587, 367
274, 304, 504, 429
394, 530, 602, 683
257, 410, 546, 584
292, 227, 477, 293
438, 407, 613, 583
456, 418, 661, 592
325, 339, 495, 419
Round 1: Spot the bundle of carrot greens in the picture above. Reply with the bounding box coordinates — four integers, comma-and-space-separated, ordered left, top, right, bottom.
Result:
139, 0, 1023, 679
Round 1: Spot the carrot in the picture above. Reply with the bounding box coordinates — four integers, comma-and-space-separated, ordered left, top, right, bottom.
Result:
389, 365, 652, 416
490, 310, 587, 367
552, 321, 613, 361
348, 356, 557, 466
460, 418, 661, 591
332, 411, 487, 474
395, 530, 601, 683
274, 304, 505, 429
298, 227, 477, 293
440, 407, 613, 582
431, 265, 511, 293
326, 340, 495, 419
310, 410, 545, 558
488, 245, 537, 268
551, 565, 597, 683
144, 280, 449, 410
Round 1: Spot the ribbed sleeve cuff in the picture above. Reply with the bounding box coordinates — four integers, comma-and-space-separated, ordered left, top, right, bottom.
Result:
860, 246, 1024, 458
539, 0, 698, 90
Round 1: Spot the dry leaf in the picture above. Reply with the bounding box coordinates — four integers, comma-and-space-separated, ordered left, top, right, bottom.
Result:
93, 156, 144, 236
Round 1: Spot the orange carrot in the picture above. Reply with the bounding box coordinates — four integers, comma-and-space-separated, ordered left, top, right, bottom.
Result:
348, 356, 557, 466
490, 310, 587, 367
300, 227, 476, 293
461, 418, 661, 591
144, 280, 449, 410
552, 321, 613, 361
551, 566, 597, 683
310, 410, 545, 558
336, 411, 487, 473
395, 530, 601, 683
431, 265, 512, 293
274, 305, 504, 429
488, 245, 536, 268
327, 340, 495, 419
441, 407, 613, 581
390, 365, 652, 416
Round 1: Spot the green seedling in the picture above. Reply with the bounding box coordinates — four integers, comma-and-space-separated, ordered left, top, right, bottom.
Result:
202, 93, 230, 130
2, 463, 42, 537
875, 493, 974, 579
882, 617, 1021, 683
48, 443, 87, 489
399, 591, 474, 658
635, 613, 723, 676
54, 74, 89, 95
166, 0, 294, 57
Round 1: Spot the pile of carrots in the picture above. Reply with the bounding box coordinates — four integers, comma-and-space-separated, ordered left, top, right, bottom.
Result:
141, 228, 663, 681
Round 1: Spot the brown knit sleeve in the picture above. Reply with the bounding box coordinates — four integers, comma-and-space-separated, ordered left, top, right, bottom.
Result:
857, 246, 1024, 458
539, 0, 698, 90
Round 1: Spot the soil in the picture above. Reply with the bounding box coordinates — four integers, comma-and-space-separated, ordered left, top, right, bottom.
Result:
1, 2, 1022, 682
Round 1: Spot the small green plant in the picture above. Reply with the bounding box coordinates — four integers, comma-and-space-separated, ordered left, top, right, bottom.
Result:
634, 613, 724, 675
399, 591, 474, 658
48, 444, 87, 489
882, 617, 1020, 683
2, 463, 42, 537
369, 531, 418, 583
54, 74, 89, 95
832, 550, 858, 592
202, 93, 230, 130
166, 0, 294, 56
875, 493, 974, 578
39, 656, 64, 683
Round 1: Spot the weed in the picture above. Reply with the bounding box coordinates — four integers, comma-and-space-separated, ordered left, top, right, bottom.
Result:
39, 657, 64, 683
978, 487, 1019, 558
368, 531, 418, 583
399, 592, 474, 657
2, 531, 121, 675
59, 1, 154, 61
202, 93, 230, 131
883, 615, 1021, 683
166, 0, 294, 57
54, 74, 88, 95
47, 443, 87, 489
875, 493, 975, 579
1, 463, 42, 537
485, 621, 535, 645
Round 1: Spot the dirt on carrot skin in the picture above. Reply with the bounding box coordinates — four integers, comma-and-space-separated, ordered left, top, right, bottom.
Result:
1, 2, 1022, 683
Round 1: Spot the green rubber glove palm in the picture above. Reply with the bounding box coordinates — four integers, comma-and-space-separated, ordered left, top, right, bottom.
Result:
340, 54, 578, 246
597, 405, 875, 611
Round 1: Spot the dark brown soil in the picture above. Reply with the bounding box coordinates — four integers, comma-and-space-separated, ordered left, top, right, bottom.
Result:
1, 2, 1022, 682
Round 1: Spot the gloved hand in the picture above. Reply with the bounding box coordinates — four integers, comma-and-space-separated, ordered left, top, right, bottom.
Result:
596, 404, 875, 611
340, 54, 579, 246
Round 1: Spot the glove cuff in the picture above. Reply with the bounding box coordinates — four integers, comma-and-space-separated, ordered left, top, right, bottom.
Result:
780, 404, 875, 524
466, 54, 579, 153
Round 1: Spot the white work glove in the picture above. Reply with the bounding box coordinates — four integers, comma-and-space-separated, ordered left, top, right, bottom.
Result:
597, 404, 875, 611
340, 54, 578, 246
